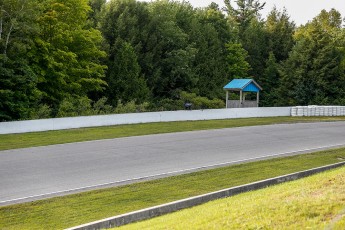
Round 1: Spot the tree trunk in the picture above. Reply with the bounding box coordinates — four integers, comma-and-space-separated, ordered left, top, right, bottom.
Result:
0, 15, 2, 40
0, 6, 2, 40
4, 22, 13, 55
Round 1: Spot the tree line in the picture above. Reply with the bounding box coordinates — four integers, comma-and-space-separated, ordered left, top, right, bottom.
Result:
1, 0, 345, 121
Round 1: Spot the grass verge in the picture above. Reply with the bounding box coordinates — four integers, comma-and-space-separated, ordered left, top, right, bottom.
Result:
120, 166, 345, 230
1, 116, 345, 151
0, 148, 345, 229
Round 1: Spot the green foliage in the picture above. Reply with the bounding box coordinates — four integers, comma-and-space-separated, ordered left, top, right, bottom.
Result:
56, 96, 118, 117
114, 100, 149, 113
149, 91, 225, 111
278, 9, 345, 106
142, 0, 198, 97
0, 0, 108, 120
88, 0, 106, 27
265, 7, 295, 62
92, 97, 114, 115
106, 38, 149, 106
224, 0, 265, 30
258, 8, 295, 106
57, 96, 93, 117
152, 98, 184, 111
260, 52, 280, 106
0, 0, 41, 121
100, 0, 225, 103
0, 0, 39, 55
225, 43, 251, 79
30, 104, 52, 119
241, 18, 269, 79
0, 55, 39, 121
1, 0, 345, 120
180, 91, 224, 110
192, 5, 234, 99
34, 0, 107, 108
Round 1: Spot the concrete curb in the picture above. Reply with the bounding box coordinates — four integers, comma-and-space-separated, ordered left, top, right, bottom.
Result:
66, 161, 345, 230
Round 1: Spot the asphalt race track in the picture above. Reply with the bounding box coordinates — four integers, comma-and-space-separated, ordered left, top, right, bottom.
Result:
1, 122, 345, 206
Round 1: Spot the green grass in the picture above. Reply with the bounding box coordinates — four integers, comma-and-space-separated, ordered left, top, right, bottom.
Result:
1, 148, 345, 229
120, 166, 345, 230
1, 116, 345, 151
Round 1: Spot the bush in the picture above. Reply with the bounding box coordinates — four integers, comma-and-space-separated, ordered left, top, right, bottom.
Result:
57, 96, 93, 117
151, 98, 184, 111
180, 91, 225, 110
30, 104, 52, 119
92, 97, 114, 115
114, 100, 150, 114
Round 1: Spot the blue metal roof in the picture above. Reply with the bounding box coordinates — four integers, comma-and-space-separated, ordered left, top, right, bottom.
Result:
223, 79, 262, 92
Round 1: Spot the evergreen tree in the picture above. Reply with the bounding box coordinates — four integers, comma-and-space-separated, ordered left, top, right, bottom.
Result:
261, 52, 280, 106
278, 9, 345, 105
106, 39, 149, 106
192, 4, 233, 98
240, 18, 268, 79
257, 8, 295, 106
224, 0, 265, 34
224, 0, 268, 82
265, 7, 295, 62
88, 0, 106, 28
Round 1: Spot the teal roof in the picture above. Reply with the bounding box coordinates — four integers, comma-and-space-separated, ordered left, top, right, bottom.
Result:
223, 79, 262, 92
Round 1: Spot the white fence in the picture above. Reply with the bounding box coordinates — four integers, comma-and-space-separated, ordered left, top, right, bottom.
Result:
291, 106, 345, 117
0, 107, 291, 134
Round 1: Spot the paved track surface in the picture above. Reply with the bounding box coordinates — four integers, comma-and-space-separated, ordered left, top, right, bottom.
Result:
1, 122, 345, 206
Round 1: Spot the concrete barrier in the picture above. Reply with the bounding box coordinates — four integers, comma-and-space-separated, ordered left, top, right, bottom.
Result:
0, 107, 291, 134
66, 162, 345, 230
291, 106, 345, 117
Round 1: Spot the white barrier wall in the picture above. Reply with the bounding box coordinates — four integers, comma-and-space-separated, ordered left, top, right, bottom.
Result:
0, 107, 291, 134
291, 106, 345, 117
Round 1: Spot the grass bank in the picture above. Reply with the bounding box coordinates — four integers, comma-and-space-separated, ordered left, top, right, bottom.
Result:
1, 116, 345, 151
0, 148, 345, 229
121, 166, 345, 230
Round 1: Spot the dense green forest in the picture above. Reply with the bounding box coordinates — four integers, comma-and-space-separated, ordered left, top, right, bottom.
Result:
1, 0, 345, 121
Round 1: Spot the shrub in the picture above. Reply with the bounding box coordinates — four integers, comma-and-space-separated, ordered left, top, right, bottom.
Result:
57, 96, 93, 117
151, 98, 184, 111
30, 104, 52, 119
92, 97, 114, 115
114, 100, 150, 114
180, 91, 225, 110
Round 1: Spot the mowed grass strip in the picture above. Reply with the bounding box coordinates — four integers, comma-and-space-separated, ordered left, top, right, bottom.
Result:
120, 166, 345, 230
1, 116, 345, 151
1, 148, 345, 229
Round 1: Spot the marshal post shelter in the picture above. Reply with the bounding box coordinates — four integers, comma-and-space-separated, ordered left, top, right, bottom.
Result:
224, 79, 263, 108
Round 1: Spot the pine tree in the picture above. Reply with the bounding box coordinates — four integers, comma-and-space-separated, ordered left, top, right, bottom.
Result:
106, 39, 149, 106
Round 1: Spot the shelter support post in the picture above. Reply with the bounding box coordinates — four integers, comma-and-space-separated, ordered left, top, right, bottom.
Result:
226, 91, 229, 108
240, 90, 243, 107
257, 92, 259, 107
